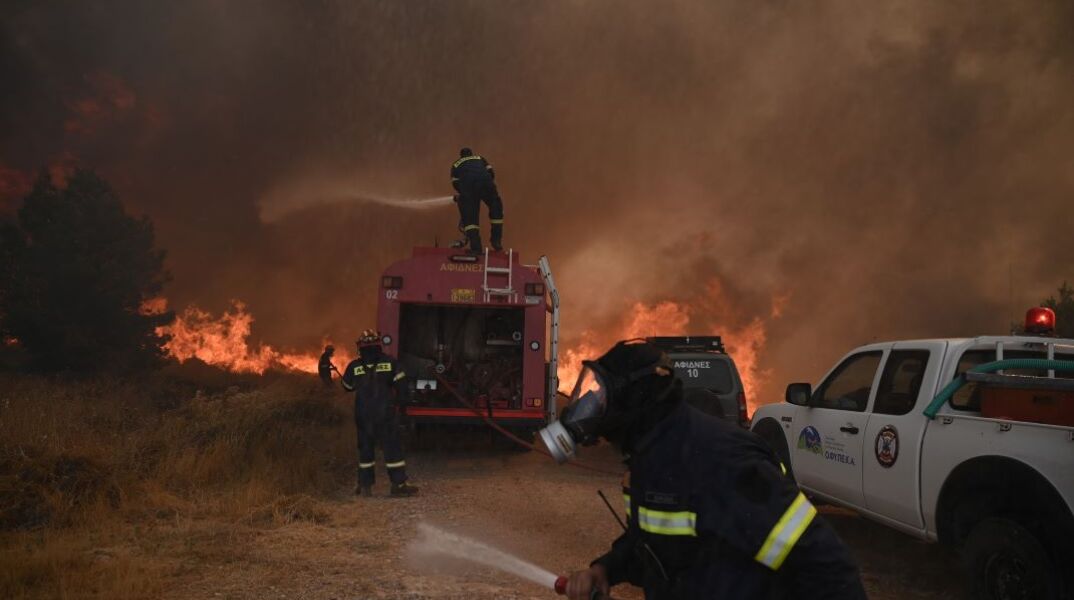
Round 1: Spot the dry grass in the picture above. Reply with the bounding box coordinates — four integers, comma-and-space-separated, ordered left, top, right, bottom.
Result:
0, 366, 354, 598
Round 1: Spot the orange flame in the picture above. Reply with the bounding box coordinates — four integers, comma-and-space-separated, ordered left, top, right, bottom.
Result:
556, 285, 785, 416
154, 299, 350, 375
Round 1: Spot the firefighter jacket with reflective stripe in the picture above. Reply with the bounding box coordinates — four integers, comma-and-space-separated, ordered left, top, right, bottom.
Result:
594, 401, 866, 599
340, 357, 408, 413
451, 155, 495, 191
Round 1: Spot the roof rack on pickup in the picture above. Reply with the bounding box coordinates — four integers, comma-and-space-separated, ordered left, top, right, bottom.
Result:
646, 336, 725, 353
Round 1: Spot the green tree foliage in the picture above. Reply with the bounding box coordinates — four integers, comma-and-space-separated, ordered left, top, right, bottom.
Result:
0, 169, 174, 371
1042, 282, 1074, 339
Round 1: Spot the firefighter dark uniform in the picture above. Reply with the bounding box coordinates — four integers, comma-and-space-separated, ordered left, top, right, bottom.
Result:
594, 401, 866, 599
451, 147, 503, 252
341, 348, 416, 496
318, 346, 335, 387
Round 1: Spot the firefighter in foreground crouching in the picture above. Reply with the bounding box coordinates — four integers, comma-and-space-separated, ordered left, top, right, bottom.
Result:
341, 330, 418, 497
451, 147, 503, 253
543, 340, 865, 599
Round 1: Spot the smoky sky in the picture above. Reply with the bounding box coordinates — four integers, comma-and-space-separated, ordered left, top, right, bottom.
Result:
3, 1, 1073, 401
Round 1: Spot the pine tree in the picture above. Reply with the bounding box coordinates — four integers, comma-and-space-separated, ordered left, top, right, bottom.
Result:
0, 169, 173, 372
1042, 282, 1074, 339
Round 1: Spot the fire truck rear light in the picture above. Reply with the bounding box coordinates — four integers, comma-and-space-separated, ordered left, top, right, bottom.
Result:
382, 335, 392, 346
525, 398, 542, 408
1025, 307, 1056, 335
450, 254, 479, 263
524, 283, 545, 295
381, 276, 403, 289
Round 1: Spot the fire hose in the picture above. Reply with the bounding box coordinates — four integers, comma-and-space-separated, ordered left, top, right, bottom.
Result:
330, 364, 348, 391
923, 358, 1074, 419
426, 374, 635, 598
430, 372, 620, 476
332, 362, 617, 474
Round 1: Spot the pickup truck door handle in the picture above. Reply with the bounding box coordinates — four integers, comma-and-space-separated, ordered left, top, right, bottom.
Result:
839, 425, 860, 434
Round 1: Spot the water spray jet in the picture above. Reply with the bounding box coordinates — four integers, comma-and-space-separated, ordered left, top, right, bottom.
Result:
259, 188, 455, 222
409, 522, 609, 598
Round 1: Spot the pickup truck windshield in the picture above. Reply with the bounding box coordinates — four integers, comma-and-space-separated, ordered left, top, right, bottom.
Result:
670, 355, 734, 394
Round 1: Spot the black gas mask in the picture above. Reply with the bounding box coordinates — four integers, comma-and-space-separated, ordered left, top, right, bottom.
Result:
358, 344, 381, 362
538, 341, 674, 464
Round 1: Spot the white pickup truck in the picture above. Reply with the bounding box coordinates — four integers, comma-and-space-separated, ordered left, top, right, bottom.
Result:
751, 327, 1074, 599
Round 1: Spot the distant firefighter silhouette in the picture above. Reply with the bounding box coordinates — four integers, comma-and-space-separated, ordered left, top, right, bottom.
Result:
318, 345, 336, 387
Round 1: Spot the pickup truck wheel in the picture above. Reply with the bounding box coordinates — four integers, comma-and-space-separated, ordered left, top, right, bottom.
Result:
963, 518, 1062, 600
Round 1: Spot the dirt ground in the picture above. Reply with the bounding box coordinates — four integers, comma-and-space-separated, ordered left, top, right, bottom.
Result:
157, 442, 966, 600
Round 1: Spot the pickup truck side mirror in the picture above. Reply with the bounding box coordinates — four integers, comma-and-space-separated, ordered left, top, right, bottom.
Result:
786, 382, 813, 406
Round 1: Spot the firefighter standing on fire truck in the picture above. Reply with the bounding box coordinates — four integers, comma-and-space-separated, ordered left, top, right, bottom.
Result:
341, 330, 418, 497
451, 147, 503, 253
547, 341, 865, 599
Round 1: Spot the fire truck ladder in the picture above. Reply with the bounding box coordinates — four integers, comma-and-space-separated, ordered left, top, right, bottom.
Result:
482, 247, 517, 302
538, 255, 560, 422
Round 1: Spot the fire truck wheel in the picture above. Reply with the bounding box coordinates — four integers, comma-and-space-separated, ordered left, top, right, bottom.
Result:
962, 517, 1062, 600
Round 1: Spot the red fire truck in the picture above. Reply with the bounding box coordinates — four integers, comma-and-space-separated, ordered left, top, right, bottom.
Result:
376, 247, 560, 436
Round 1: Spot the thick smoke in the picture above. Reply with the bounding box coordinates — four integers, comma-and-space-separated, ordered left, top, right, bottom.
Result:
2, 1, 1073, 402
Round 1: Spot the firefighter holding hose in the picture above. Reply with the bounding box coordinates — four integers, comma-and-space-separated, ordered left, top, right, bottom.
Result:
341, 330, 418, 497
542, 340, 865, 599
451, 147, 504, 253
318, 345, 336, 387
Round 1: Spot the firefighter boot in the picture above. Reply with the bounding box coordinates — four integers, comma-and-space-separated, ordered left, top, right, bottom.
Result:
491, 223, 503, 252
390, 482, 419, 497
465, 229, 482, 255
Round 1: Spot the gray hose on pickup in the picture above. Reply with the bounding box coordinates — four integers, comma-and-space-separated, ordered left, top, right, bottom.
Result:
923, 359, 1074, 419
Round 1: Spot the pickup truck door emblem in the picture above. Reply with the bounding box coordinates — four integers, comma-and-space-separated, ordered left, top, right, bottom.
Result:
875, 425, 899, 468
797, 426, 823, 454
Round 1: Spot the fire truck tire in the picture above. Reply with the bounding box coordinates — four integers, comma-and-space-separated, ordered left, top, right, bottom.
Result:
962, 517, 1063, 600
